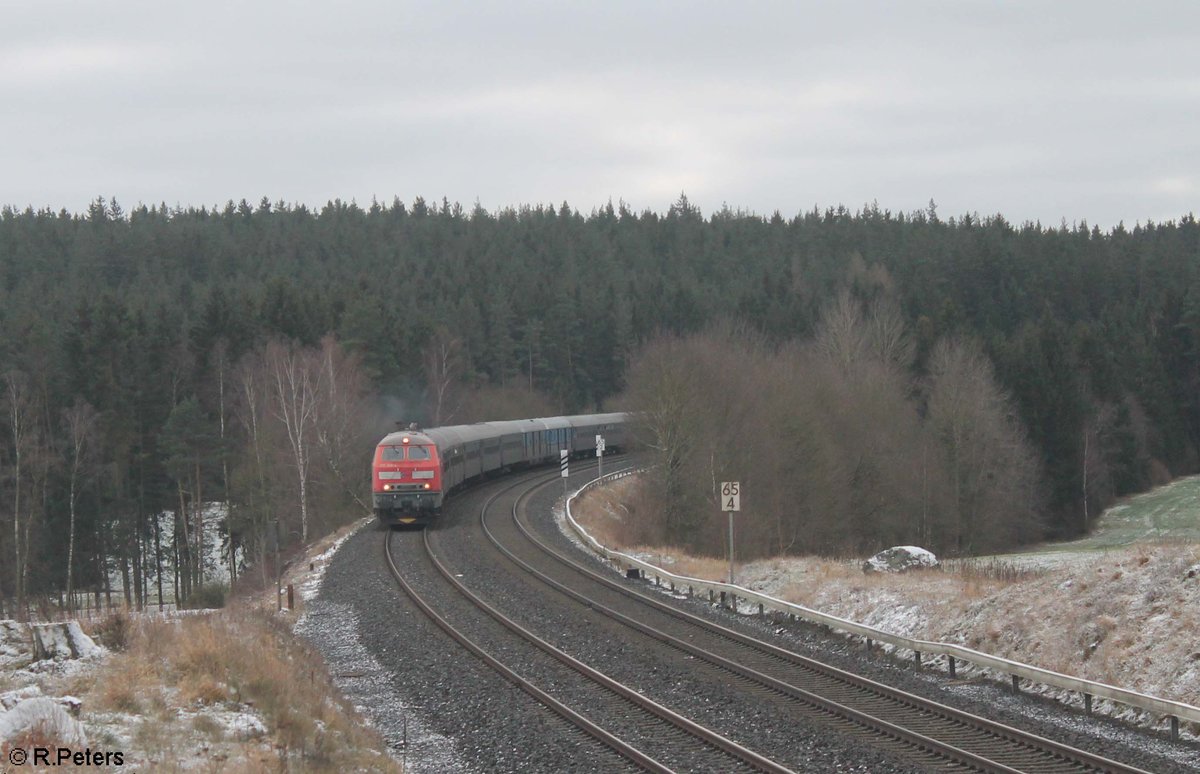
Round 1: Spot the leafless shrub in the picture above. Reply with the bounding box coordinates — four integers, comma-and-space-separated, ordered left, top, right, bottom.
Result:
90, 609, 131, 651
620, 296, 1044, 559
954, 558, 1045, 585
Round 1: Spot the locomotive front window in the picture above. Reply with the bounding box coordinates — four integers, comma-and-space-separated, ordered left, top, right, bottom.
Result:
381, 446, 405, 461
407, 445, 432, 460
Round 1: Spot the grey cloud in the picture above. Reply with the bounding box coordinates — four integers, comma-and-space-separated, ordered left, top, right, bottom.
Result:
2, 1, 1198, 226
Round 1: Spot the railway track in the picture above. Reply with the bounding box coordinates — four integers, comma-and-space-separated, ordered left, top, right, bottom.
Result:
463, 468, 1155, 774
383, 468, 794, 773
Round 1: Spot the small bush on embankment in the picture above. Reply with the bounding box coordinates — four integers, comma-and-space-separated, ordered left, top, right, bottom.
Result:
180, 582, 229, 610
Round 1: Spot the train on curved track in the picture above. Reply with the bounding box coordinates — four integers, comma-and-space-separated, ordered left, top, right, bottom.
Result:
372, 413, 630, 526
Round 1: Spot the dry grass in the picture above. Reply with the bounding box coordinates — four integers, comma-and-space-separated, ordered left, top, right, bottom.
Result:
575, 481, 1200, 708
86, 608, 401, 772
94, 654, 162, 713
572, 477, 641, 547
2, 721, 67, 761
573, 480, 734, 581
660, 553, 729, 581
954, 557, 1047, 584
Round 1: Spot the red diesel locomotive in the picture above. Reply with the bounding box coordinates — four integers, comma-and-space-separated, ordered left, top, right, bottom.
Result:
372, 413, 628, 526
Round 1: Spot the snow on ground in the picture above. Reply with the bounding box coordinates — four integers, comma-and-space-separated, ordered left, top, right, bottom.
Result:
0, 614, 281, 768
567, 471, 1200, 736
294, 519, 362, 602
0, 696, 87, 747
98, 503, 240, 609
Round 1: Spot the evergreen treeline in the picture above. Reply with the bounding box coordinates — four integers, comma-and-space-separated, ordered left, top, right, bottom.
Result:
1, 195, 1198, 609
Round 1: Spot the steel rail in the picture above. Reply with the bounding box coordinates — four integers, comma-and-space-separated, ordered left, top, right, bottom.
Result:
383, 473, 669, 773
424, 471, 792, 774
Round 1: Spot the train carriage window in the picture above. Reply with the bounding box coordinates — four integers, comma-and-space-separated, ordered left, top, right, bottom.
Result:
408, 445, 432, 460
381, 446, 405, 461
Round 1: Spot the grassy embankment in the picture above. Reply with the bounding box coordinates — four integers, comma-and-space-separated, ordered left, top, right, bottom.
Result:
572, 475, 1200, 710
82, 608, 399, 772
5, 522, 400, 773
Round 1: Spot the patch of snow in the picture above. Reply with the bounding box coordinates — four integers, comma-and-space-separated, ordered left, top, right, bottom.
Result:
0, 685, 42, 710
104, 503, 241, 606
297, 521, 365, 602
182, 707, 268, 741
0, 697, 87, 747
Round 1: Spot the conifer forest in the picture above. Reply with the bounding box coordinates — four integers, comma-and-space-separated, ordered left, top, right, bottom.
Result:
1, 194, 1198, 612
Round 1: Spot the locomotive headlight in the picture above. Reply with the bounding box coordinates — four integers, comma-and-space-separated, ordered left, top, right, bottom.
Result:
383, 484, 392, 491
423, 483, 431, 490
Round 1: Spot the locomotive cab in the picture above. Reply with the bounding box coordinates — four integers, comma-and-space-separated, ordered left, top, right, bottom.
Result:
372, 431, 444, 526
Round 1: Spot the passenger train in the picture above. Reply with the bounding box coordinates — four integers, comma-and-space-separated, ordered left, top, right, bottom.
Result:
372, 413, 629, 526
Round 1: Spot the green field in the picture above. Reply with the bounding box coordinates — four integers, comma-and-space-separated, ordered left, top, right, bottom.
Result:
1036, 474, 1200, 553
964, 475, 1200, 568
1077, 475, 1200, 546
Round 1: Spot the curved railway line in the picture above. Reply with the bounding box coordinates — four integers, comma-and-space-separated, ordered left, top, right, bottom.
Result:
384, 469, 791, 773
383, 463, 1165, 772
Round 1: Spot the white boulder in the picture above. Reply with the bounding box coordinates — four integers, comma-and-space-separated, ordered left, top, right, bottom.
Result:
863, 545, 940, 574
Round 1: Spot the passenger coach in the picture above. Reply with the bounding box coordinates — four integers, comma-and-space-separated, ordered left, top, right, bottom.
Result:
372, 413, 628, 526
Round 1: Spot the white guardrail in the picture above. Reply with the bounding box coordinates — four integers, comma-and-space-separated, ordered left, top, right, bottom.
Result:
566, 468, 1200, 741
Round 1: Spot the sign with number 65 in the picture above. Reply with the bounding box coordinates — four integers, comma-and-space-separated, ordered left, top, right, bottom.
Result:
721, 481, 740, 512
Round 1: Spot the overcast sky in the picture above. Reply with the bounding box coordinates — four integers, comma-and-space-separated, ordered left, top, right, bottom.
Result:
2, 1, 1197, 227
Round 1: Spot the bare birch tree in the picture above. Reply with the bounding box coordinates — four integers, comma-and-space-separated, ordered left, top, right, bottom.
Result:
263, 339, 321, 543
423, 327, 463, 426
1, 373, 23, 611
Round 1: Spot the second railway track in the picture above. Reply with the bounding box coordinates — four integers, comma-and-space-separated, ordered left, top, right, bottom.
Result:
451, 466, 1157, 774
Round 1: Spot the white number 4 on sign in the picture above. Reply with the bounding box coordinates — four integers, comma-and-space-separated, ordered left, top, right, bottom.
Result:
721, 481, 740, 512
